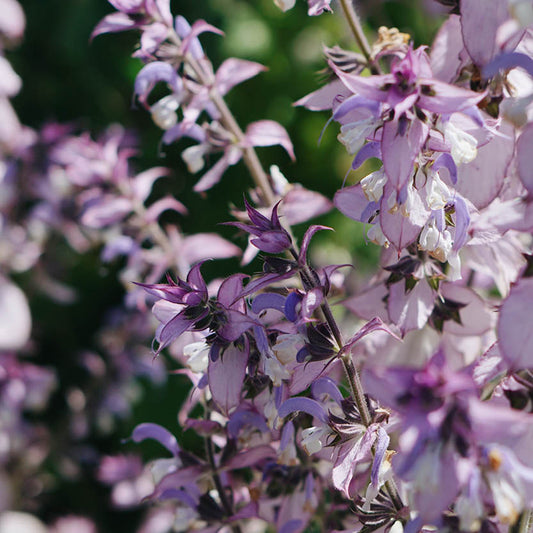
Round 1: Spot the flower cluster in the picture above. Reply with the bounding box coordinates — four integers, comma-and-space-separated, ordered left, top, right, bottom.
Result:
2, 0, 533, 532
91, 1, 533, 531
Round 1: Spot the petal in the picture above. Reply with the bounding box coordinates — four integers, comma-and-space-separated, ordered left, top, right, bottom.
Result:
218, 309, 257, 342
227, 410, 268, 439
91, 12, 137, 39
382, 118, 428, 190
144, 196, 187, 222
298, 225, 333, 266
311, 377, 344, 405
330, 65, 393, 103
301, 287, 323, 320
215, 58, 266, 96
484, 51, 533, 79
251, 292, 286, 314
81, 196, 132, 228
131, 423, 180, 455
294, 79, 349, 111
331, 93, 381, 122
277, 397, 328, 423
108, 0, 144, 12
371, 426, 390, 489
430, 14, 469, 83
0, 280, 31, 350
157, 311, 197, 353
380, 208, 423, 252
516, 122, 533, 195
452, 195, 470, 250
244, 120, 295, 160
162, 122, 206, 145
181, 233, 241, 264
460, 0, 510, 66
342, 317, 400, 353
334, 184, 378, 223
432, 152, 457, 184
456, 121, 515, 209
208, 344, 248, 414
131, 166, 170, 202
441, 284, 493, 337
134, 62, 180, 104
223, 445, 276, 470
418, 79, 485, 114
498, 278, 533, 370
179, 19, 223, 58
281, 186, 333, 225
307, 0, 333, 16
193, 148, 241, 192
351, 141, 381, 171
344, 283, 389, 322
388, 278, 435, 334
217, 274, 248, 308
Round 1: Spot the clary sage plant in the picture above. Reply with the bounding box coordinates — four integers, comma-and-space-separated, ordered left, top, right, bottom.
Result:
2, 0, 533, 532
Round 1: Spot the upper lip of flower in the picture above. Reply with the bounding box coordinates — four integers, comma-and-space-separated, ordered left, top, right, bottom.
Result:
330, 45, 486, 119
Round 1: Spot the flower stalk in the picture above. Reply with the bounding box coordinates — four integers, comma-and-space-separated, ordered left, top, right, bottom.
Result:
338, 0, 380, 73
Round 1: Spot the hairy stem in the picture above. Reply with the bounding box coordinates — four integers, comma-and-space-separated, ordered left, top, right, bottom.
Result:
209, 91, 276, 206
340, 353, 371, 426
338, 0, 380, 74
168, 28, 276, 206
205, 436, 243, 533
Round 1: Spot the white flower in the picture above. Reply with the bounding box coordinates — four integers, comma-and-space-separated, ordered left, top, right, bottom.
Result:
278, 437, 298, 466
183, 341, 209, 373
264, 394, 280, 430
364, 452, 393, 510
419, 221, 453, 262
489, 476, 523, 525
150, 94, 180, 130
273, 333, 305, 364
264, 355, 291, 387
367, 222, 390, 248
447, 251, 462, 281
426, 174, 450, 211
274, 0, 296, 11
484, 446, 533, 526
150, 458, 180, 485
455, 471, 484, 533
444, 120, 478, 165
181, 144, 207, 174
361, 169, 387, 203
301, 426, 328, 455
270, 164, 290, 195
338, 117, 376, 154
